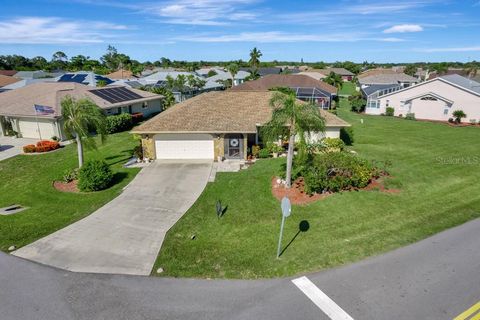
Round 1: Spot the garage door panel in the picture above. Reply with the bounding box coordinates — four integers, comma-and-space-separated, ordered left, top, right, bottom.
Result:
155, 133, 214, 159
18, 120, 55, 139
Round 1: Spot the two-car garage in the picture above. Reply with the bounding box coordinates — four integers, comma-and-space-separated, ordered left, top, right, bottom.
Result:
154, 133, 214, 160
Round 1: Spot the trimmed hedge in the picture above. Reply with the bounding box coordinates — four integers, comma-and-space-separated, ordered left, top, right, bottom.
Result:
78, 160, 113, 192
105, 113, 133, 134
23, 140, 60, 153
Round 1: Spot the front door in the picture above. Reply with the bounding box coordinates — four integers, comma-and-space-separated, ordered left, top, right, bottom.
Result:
224, 134, 243, 159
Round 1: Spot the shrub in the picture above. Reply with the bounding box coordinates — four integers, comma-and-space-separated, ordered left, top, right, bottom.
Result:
301, 152, 377, 194
469, 119, 477, 125
266, 142, 283, 154
452, 110, 466, 124
349, 93, 366, 113
258, 148, 270, 158
78, 160, 113, 192
105, 113, 133, 134
321, 137, 345, 152
23, 144, 36, 153
63, 168, 79, 183
252, 145, 261, 158
405, 113, 416, 120
340, 127, 354, 146
51, 136, 59, 141
328, 109, 338, 115
448, 118, 454, 123
132, 145, 143, 159
386, 107, 395, 116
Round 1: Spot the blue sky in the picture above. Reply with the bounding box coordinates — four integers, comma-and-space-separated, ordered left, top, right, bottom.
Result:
1, 0, 480, 62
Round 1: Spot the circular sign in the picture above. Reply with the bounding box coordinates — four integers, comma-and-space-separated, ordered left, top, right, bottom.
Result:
230, 139, 239, 147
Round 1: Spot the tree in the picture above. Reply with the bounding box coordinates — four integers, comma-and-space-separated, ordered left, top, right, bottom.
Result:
226, 63, 239, 86
349, 93, 367, 113
51, 51, 68, 70
31, 56, 48, 70
61, 96, 107, 168
146, 87, 176, 109
101, 45, 119, 70
452, 110, 466, 124
261, 92, 325, 188
323, 72, 343, 89
70, 55, 89, 71
404, 64, 417, 76
248, 47, 262, 71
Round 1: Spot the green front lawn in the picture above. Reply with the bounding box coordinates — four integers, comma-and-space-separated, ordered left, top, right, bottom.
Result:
154, 108, 480, 279
0, 132, 140, 251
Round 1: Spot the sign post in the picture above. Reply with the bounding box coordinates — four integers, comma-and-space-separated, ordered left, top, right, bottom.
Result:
277, 196, 291, 259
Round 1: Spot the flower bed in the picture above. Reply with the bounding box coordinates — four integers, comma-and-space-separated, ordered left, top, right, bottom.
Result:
23, 140, 60, 153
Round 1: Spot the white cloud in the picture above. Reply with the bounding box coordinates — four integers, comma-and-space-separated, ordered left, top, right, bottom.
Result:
176, 31, 405, 43
0, 17, 129, 44
143, 0, 259, 25
383, 24, 424, 33
417, 46, 480, 52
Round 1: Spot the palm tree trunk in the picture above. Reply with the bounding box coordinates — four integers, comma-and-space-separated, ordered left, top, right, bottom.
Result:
286, 134, 295, 188
75, 132, 84, 168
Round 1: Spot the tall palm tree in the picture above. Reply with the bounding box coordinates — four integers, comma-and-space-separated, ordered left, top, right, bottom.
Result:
261, 92, 325, 188
226, 63, 239, 87
61, 96, 107, 168
248, 47, 262, 71
324, 72, 343, 90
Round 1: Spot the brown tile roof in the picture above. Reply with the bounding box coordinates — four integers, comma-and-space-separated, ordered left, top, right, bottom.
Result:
105, 69, 138, 80
0, 82, 161, 118
0, 70, 17, 77
314, 68, 355, 76
230, 74, 338, 94
358, 68, 399, 79
0, 75, 21, 87
132, 91, 349, 134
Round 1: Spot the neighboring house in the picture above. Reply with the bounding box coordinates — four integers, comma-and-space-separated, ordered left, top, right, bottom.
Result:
0, 82, 163, 140
361, 84, 402, 109
131, 91, 350, 161
106, 69, 138, 80
201, 68, 251, 86
230, 74, 338, 109
1, 78, 54, 90
297, 71, 327, 81
358, 68, 399, 79
0, 75, 21, 89
56, 72, 114, 87
358, 73, 419, 89
366, 74, 480, 121
240, 67, 283, 77
0, 70, 18, 77
316, 68, 355, 81
14, 70, 64, 79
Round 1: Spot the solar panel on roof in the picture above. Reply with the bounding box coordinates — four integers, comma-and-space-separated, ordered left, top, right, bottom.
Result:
58, 74, 74, 82
95, 75, 114, 85
89, 87, 143, 104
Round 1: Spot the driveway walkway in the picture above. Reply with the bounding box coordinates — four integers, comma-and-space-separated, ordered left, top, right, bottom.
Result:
13, 160, 212, 275
0, 136, 38, 161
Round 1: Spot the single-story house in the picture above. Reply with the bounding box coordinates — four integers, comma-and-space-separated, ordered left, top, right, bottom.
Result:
56, 72, 114, 87
358, 73, 419, 89
131, 91, 350, 161
0, 82, 163, 140
0, 70, 18, 77
198, 68, 251, 86
358, 68, 399, 79
105, 69, 139, 80
230, 74, 338, 109
366, 74, 480, 121
15, 70, 63, 79
316, 68, 355, 81
239, 67, 283, 77
297, 71, 327, 81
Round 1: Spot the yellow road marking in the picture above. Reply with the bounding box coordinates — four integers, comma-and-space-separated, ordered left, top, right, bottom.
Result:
454, 301, 480, 320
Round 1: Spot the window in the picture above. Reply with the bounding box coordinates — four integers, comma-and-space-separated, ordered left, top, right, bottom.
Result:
444, 109, 449, 115
386, 100, 390, 107
142, 102, 148, 109
421, 96, 438, 101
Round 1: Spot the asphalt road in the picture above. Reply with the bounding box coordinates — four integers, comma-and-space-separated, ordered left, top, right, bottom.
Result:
1, 218, 479, 320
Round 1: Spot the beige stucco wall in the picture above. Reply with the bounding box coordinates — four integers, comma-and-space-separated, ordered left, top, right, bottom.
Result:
213, 134, 225, 160
105, 98, 163, 118
300, 127, 342, 143
141, 134, 156, 159
370, 80, 480, 121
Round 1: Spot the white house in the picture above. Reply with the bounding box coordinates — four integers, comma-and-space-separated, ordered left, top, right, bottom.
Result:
366, 74, 480, 122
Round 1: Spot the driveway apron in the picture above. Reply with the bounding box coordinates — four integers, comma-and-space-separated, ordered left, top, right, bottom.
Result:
13, 160, 212, 275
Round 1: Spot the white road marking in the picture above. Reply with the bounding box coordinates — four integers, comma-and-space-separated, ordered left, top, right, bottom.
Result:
292, 276, 354, 320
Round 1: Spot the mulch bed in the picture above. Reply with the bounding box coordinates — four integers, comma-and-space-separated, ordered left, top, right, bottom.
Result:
272, 175, 400, 205
53, 180, 80, 193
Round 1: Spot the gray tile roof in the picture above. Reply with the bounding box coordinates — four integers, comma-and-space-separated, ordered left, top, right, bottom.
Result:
361, 84, 401, 97
358, 73, 418, 85
440, 74, 480, 95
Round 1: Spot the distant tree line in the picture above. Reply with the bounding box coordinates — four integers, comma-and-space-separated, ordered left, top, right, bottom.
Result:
1, 45, 479, 78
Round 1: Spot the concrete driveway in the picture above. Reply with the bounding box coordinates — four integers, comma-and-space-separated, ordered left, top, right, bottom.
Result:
13, 160, 212, 275
0, 136, 38, 161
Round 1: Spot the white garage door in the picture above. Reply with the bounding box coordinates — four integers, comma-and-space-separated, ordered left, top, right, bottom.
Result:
155, 133, 214, 159
18, 119, 56, 139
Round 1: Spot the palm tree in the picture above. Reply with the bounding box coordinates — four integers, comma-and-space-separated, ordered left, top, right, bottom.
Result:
261, 92, 325, 188
227, 63, 239, 86
61, 96, 107, 168
324, 72, 343, 90
248, 47, 262, 71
